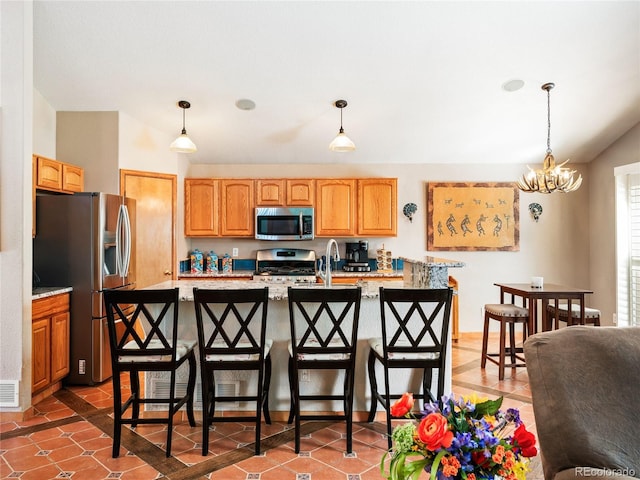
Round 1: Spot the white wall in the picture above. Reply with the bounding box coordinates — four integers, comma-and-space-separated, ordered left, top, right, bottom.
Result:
186, 162, 590, 333
0, 0, 33, 412
589, 122, 640, 325
33, 89, 55, 158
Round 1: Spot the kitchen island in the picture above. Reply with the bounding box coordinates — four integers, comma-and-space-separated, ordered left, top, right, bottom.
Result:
145, 265, 462, 419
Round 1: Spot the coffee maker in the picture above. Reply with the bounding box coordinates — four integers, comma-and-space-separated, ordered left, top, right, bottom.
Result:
343, 241, 371, 272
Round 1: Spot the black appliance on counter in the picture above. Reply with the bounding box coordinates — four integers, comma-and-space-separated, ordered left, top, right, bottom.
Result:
343, 241, 371, 272
252, 248, 317, 284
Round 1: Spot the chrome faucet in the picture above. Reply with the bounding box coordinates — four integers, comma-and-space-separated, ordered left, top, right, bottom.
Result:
317, 238, 340, 287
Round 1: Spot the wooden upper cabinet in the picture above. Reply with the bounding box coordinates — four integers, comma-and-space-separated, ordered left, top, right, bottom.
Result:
62, 164, 84, 192
185, 178, 219, 237
357, 178, 397, 236
256, 179, 285, 206
34, 155, 84, 193
36, 156, 63, 191
286, 179, 314, 206
315, 179, 357, 237
221, 179, 255, 237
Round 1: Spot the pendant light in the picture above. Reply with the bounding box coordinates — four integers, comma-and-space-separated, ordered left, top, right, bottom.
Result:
329, 99, 355, 152
516, 83, 582, 193
169, 100, 197, 153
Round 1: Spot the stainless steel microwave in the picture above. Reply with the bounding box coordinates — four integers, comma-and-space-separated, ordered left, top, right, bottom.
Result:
255, 207, 314, 241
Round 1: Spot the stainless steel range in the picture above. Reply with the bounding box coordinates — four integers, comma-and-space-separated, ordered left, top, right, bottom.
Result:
253, 248, 317, 284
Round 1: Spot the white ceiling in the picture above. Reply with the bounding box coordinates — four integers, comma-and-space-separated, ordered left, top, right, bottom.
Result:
33, 1, 640, 166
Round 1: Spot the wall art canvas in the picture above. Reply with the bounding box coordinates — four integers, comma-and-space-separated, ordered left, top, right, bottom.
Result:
427, 182, 519, 251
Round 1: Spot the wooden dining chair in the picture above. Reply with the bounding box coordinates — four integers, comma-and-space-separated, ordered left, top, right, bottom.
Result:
193, 287, 272, 456
103, 288, 197, 458
287, 286, 361, 454
367, 287, 453, 448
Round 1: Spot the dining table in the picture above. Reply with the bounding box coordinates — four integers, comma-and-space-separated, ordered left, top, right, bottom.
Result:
494, 282, 594, 333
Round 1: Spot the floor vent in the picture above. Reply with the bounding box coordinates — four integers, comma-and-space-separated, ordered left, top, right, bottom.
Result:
0, 380, 19, 407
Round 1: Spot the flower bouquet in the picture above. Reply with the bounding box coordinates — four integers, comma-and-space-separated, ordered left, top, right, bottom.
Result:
381, 393, 537, 480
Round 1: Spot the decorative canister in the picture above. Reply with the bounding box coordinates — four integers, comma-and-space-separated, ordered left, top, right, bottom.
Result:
206, 251, 218, 273
190, 249, 204, 274
221, 253, 233, 273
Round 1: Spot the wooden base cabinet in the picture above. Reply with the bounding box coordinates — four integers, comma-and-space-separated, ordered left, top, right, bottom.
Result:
32, 293, 70, 394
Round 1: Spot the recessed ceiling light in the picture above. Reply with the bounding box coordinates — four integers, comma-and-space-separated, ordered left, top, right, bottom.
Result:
502, 79, 525, 92
235, 98, 256, 110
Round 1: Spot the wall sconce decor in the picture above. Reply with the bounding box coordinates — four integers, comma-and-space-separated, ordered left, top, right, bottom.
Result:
403, 202, 418, 222
528, 203, 543, 222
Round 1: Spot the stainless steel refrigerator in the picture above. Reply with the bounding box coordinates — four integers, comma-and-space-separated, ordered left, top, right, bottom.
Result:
33, 192, 136, 385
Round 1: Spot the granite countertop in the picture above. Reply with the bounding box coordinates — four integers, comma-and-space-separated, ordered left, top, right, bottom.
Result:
146, 279, 404, 301
32, 286, 73, 300
179, 270, 402, 279
400, 256, 466, 267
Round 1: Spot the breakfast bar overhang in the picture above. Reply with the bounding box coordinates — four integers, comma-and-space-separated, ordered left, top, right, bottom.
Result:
144, 256, 464, 419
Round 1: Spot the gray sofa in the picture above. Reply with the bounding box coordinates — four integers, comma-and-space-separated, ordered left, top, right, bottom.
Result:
524, 326, 640, 480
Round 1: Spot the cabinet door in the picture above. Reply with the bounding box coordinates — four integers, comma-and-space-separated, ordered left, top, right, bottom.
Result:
221, 179, 254, 236
256, 179, 284, 206
286, 179, 315, 206
315, 179, 356, 237
36, 156, 63, 191
62, 164, 84, 192
32, 317, 51, 392
50, 311, 70, 382
357, 178, 397, 236
185, 179, 219, 236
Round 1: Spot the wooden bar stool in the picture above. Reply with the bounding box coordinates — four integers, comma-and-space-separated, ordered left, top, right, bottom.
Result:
547, 303, 601, 328
481, 303, 529, 380
448, 276, 459, 342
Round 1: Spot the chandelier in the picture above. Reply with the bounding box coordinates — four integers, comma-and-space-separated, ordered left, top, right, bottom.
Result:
516, 83, 582, 193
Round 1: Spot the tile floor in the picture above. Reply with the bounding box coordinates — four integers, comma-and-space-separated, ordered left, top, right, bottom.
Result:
0, 332, 542, 480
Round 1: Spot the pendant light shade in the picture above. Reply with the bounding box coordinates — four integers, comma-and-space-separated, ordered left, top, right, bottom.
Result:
516, 83, 581, 193
329, 99, 355, 152
170, 100, 197, 153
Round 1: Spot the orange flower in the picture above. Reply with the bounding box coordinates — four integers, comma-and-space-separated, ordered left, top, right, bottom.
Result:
417, 413, 453, 451
390, 392, 414, 417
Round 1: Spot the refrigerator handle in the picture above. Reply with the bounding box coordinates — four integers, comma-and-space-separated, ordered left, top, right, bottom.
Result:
116, 204, 124, 277
116, 204, 132, 279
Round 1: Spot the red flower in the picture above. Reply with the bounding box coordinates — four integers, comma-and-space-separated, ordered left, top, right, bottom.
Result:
417, 412, 454, 451
471, 450, 491, 468
390, 392, 414, 417
513, 424, 538, 457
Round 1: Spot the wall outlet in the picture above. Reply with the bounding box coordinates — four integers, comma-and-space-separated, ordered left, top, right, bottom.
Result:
612, 313, 617, 325
300, 369, 310, 382
78, 359, 86, 375
232, 248, 239, 257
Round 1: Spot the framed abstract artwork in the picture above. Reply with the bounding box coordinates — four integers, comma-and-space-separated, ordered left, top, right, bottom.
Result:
427, 182, 519, 251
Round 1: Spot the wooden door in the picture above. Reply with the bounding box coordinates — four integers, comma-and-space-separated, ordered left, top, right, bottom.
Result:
62, 164, 84, 192
185, 178, 220, 236
357, 178, 397, 236
221, 179, 254, 236
36, 156, 63, 191
120, 170, 177, 288
315, 179, 356, 237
